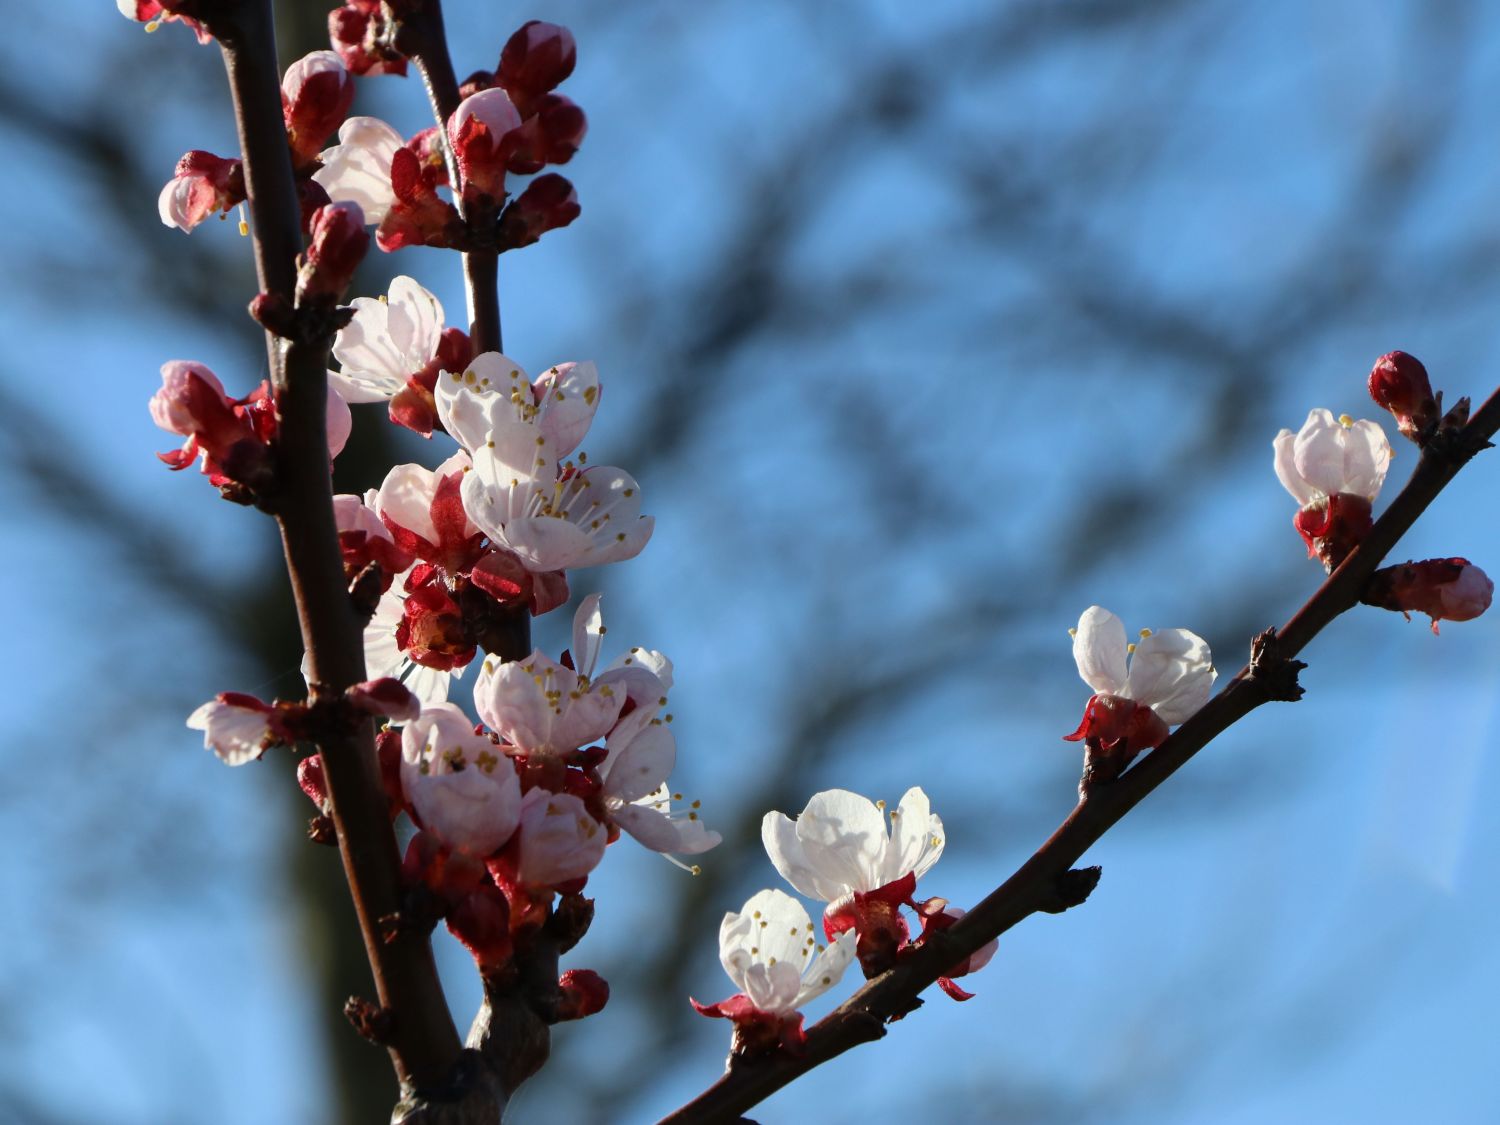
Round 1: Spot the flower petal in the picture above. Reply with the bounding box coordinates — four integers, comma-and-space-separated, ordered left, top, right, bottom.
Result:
1124, 627, 1215, 724
1072, 606, 1127, 695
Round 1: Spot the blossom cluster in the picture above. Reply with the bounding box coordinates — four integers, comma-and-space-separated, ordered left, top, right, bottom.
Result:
694, 785, 997, 1054
143, 9, 714, 1009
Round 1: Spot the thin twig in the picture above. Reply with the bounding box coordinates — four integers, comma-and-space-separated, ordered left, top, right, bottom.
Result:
658, 385, 1500, 1124
402, 0, 505, 356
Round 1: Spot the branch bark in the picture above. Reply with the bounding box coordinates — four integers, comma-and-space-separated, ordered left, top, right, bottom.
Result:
207, 0, 464, 1098
658, 384, 1500, 1124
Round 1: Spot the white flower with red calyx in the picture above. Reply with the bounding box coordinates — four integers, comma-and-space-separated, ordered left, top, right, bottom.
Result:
158, 151, 244, 233
913, 901, 998, 1002
400, 703, 522, 857
1064, 606, 1215, 774
330, 276, 473, 437
763, 787, 944, 974
1274, 408, 1392, 570
117, 0, 210, 42
187, 693, 290, 766
448, 88, 523, 203
691, 888, 858, 1054
1363, 558, 1494, 634
440, 358, 653, 575
514, 787, 607, 887
282, 51, 355, 169
313, 116, 403, 224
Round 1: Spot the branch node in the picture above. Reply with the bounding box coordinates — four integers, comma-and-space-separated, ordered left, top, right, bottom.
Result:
307, 814, 338, 846
1248, 627, 1306, 702
344, 995, 395, 1044
1039, 865, 1103, 914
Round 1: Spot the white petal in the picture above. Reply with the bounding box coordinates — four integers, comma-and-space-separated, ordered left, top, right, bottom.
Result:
1072, 606, 1127, 695
614, 800, 721, 855
1272, 428, 1318, 507
187, 700, 272, 766
792, 789, 889, 897
1340, 419, 1391, 501
571, 593, 605, 681
762, 812, 842, 902
515, 789, 606, 885
533, 360, 599, 457
1125, 627, 1215, 724
883, 787, 944, 885
793, 929, 858, 1008
312, 116, 402, 225
376, 463, 443, 544
1291, 408, 1347, 499
601, 724, 676, 804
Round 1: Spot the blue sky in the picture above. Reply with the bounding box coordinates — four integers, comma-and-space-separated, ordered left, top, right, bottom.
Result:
4, 2, 1499, 1122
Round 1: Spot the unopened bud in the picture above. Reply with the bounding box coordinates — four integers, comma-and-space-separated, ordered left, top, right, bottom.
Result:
497, 21, 577, 115
158, 151, 245, 232
497, 174, 580, 251
282, 51, 356, 167
297, 202, 369, 302
502, 94, 587, 175
346, 677, 420, 722
328, 1, 407, 77
448, 88, 523, 202
1368, 351, 1438, 443
555, 968, 609, 1022
297, 754, 330, 812
1363, 557, 1493, 633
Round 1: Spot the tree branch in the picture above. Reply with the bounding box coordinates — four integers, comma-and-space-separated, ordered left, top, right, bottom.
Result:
401, 0, 505, 356
658, 383, 1500, 1124
206, 0, 464, 1097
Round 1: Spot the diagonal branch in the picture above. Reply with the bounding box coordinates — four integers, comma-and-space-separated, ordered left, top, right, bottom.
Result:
658, 384, 1500, 1123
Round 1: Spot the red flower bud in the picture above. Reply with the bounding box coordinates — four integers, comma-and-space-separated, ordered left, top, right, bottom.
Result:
282, 51, 356, 168
502, 94, 587, 175
158, 151, 245, 232
497, 21, 577, 116
1363, 557, 1494, 633
298, 202, 369, 301
555, 969, 609, 1021
448, 88, 523, 202
1368, 351, 1438, 443
328, 1, 407, 77
497, 174, 580, 251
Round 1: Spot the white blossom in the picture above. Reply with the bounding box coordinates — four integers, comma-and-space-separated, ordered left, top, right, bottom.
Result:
762, 787, 944, 903
1273, 408, 1391, 509
515, 788, 607, 886
717, 889, 858, 1017
331, 276, 445, 403
401, 703, 521, 856
312, 116, 402, 225
1071, 606, 1215, 725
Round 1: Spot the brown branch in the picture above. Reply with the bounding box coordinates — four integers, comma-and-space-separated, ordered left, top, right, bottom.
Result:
401, 0, 505, 356
658, 384, 1500, 1124
204, 0, 464, 1098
